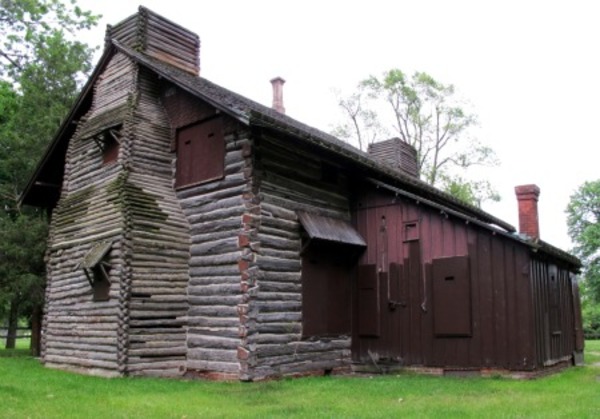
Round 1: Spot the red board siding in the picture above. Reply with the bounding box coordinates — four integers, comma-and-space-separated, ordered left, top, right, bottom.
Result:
352, 186, 578, 371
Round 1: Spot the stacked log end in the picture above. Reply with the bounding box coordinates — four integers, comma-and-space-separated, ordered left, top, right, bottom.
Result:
161, 86, 248, 376
123, 68, 191, 376
246, 133, 353, 380
43, 52, 136, 375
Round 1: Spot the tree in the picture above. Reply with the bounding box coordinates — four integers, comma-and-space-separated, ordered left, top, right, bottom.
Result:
335, 69, 499, 207
566, 180, 600, 304
0, 0, 99, 351
332, 88, 382, 153
0, 213, 47, 349
0, 0, 98, 82
440, 176, 500, 209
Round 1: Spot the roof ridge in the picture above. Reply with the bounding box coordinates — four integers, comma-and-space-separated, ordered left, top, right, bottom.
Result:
113, 40, 517, 233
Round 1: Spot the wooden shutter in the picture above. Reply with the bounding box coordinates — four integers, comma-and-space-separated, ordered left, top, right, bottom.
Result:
357, 264, 380, 337
432, 255, 472, 337
301, 249, 352, 337
176, 117, 224, 188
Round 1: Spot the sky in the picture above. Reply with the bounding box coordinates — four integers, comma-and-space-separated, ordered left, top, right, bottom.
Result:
78, 0, 599, 250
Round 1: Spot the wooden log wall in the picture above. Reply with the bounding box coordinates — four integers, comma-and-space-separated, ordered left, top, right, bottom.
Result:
353, 187, 547, 371
107, 7, 200, 75
161, 86, 248, 377
122, 68, 191, 377
43, 53, 137, 376
143, 10, 200, 75
246, 132, 353, 380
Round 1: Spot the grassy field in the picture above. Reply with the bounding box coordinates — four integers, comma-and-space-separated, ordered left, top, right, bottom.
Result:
1, 340, 599, 418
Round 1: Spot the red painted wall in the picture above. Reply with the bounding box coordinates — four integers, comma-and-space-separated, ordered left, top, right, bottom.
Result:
351, 185, 577, 371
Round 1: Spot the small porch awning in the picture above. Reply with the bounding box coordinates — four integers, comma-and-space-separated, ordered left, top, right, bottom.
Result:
81, 241, 113, 269
78, 241, 113, 286
297, 211, 366, 248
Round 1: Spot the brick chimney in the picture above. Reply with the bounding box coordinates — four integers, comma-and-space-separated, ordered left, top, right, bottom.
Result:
270, 77, 286, 114
515, 184, 541, 240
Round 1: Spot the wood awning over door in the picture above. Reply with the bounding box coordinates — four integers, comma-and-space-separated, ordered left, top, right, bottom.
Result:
297, 211, 366, 249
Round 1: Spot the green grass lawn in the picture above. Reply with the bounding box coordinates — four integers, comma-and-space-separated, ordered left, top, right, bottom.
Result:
1, 341, 599, 418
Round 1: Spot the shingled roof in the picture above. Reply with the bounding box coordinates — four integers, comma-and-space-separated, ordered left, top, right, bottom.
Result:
19, 36, 581, 268
113, 41, 519, 232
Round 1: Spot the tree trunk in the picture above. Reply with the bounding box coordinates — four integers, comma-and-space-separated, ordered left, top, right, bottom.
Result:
30, 303, 42, 356
5, 299, 19, 349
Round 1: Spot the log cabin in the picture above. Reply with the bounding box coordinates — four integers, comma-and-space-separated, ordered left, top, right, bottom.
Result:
20, 7, 584, 380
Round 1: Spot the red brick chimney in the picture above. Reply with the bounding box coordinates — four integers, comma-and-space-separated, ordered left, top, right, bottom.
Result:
515, 184, 541, 240
270, 77, 286, 114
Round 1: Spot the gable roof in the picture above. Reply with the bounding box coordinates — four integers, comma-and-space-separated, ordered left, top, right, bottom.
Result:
115, 41, 517, 232
18, 39, 581, 269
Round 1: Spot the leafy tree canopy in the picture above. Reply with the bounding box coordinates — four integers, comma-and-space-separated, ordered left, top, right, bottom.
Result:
0, 0, 99, 209
0, 0, 99, 83
334, 69, 500, 207
0, 0, 99, 349
567, 179, 600, 303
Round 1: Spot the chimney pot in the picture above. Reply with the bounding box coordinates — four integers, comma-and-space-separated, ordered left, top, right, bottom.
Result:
515, 184, 541, 240
270, 77, 286, 114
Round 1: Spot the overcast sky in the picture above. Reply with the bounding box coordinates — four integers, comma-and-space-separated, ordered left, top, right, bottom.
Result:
78, 0, 599, 250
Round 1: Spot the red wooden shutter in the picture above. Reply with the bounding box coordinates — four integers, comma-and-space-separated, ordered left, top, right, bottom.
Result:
176, 117, 224, 188
357, 264, 380, 337
432, 255, 472, 336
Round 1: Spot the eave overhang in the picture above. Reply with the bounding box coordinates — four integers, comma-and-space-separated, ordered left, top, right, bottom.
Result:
19, 45, 119, 209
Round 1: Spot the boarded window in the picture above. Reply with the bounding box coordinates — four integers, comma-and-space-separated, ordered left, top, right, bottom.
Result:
175, 117, 225, 188
404, 221, 419, 242
432, 255, 472, 337
301, 248, 352, 337
357, 264, 380, 337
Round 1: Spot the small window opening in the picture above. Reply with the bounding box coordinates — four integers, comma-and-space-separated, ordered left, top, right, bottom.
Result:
91, 125, 122, 165
79, 242, 113, 301
404, 221, 419, 241
445, 276, 455, 281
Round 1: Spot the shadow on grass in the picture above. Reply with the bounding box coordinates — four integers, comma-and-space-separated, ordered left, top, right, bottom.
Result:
0, 348, 30, 358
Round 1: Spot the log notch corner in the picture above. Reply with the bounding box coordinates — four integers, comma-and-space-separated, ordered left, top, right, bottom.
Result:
237, 140, 261, 380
